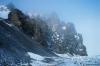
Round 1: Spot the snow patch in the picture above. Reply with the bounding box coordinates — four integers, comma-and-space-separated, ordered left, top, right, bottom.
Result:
27, 52, 44, 61
79, 49, 83, 51
62, 26, 66, 30
5, 22, 13, 27
74, 35, 79, 40
55, 53, 71, 58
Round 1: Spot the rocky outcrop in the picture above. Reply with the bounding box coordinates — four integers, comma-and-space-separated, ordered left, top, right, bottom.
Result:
8, 9, 50, 48
0, 19, 56, 65
46, 16, 87, 56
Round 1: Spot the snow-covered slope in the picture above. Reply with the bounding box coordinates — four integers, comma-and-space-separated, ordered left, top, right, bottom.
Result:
27, 52, 100, 66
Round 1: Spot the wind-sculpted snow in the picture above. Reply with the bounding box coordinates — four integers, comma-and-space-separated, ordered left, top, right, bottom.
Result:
27, 52, 100, 66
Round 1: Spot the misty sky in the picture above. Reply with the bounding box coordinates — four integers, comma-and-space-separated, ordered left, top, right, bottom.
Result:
0, 0, 100, 56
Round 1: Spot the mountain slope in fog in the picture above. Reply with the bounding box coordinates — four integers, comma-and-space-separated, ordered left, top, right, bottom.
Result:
46, 14, 87, 56
0, 5, 87, 65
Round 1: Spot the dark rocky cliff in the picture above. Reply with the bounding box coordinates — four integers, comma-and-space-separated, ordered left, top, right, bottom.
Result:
0, 19, 56, 65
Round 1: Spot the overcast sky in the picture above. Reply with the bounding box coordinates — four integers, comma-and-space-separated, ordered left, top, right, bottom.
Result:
0, 0, 100, 56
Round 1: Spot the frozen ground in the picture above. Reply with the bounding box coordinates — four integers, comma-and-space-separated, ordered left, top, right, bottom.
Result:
26, 52, 100, 66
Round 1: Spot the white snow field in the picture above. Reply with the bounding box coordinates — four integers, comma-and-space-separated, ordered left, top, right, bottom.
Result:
27, 52, 100, 66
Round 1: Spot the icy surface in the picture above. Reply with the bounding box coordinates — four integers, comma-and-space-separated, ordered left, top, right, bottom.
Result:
27, 52, 100, 66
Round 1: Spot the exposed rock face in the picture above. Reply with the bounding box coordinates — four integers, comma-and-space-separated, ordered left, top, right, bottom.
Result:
8, 9, 50, 47
0, 19, 55, 65
8, 9, 22, 27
